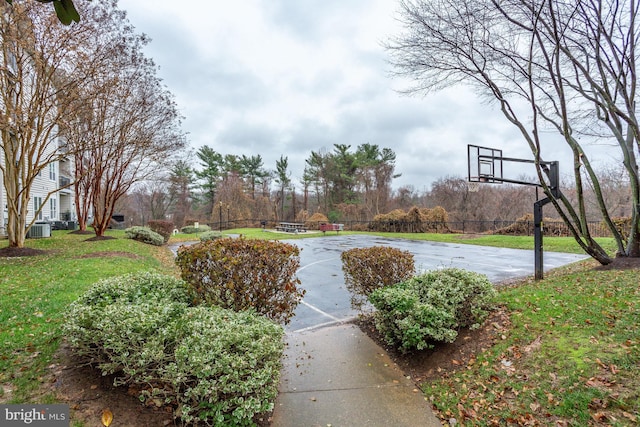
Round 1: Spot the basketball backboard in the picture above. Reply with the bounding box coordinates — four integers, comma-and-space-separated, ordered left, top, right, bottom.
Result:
468, 144, 503, 183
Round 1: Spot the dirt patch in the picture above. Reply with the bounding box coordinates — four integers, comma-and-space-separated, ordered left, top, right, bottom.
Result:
84, 235, 117, 242
75, 251, 142, 260
356, 307, 511, 386
594, 255, 640, 270
0, 247, 49, 258
48, 344, 177, 427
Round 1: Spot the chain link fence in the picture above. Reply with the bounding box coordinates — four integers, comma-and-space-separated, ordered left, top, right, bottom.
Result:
210, 218, 614, 238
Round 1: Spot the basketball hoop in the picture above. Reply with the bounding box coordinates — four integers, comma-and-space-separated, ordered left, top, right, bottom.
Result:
467, 182, 480, 193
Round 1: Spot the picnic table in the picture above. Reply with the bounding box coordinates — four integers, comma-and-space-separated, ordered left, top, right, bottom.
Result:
276, 222, 307, 233
319, 223, 344, 234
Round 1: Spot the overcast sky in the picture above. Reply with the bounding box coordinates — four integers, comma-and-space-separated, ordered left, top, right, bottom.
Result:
120, 0, 608, 192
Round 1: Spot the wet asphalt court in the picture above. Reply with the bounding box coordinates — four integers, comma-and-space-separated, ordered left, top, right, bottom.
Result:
282, 235, 588, 332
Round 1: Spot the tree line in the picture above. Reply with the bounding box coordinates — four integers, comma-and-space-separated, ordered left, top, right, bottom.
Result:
119, 149, 634, 236
119, 143, 400, 228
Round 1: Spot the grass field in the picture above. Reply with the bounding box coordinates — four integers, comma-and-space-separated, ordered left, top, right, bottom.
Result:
427, 260, 639, 425
0, 230, 178, 402
1, 228, 636, 425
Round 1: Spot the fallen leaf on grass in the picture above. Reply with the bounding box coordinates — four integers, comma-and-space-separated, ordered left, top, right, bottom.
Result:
595, 358, 619, 375
588, 398, 607, 410
586, 377, 615, 389
591, 411, 608, 422
523, 336, 542, 353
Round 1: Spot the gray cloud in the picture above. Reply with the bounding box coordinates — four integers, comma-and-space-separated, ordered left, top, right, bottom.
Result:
123, 1, 601, 193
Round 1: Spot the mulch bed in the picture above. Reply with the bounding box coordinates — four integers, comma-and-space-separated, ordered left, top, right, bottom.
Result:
0, 247, 49, 257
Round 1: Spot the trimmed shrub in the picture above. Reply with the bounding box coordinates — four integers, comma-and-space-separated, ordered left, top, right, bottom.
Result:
181, 223, 212, 234
199, 230, 224, 242
341, 246, 415, 312
369, 206, 451, 233
175, 237, 305, 324
167, 307, 283, 426
369, 268, 496, 353
148, 220, 174, 243
64, 272, 284, 426
494, 213, 572, 237
70, 271, 193, 308
124, 226, 164, 246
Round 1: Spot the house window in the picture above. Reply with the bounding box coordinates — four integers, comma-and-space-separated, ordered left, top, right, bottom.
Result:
50, 198, 57, 220
34, 197, 43, 220
49, 163, 56, 181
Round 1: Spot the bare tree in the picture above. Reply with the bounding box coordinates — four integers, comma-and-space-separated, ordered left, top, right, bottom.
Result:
53, 1, 185, 237
0, 1, 102, 247
388, 0, 640, 263
71, 26, 184, 236
5, 0, 81, 25
89, 68, 184, 236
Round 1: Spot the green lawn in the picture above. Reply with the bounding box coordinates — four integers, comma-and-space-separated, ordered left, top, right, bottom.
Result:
1, 228, 635, 426
0, 230, 178, 402
425, 261, 639, 425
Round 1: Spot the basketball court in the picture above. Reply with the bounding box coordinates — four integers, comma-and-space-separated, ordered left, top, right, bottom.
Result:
285, 234, 587, 332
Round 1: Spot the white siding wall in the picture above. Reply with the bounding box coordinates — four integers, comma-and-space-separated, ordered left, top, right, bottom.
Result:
0, 146, 75, 236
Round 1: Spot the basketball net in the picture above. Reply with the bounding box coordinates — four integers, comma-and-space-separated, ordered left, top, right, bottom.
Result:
467, 182, 480, 193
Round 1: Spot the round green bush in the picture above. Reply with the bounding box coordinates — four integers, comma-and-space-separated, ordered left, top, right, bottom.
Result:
181, 224, 212, 234
199, 230, 223, 242
124, 226, 164, 246
369, 268, 496, 353
64, 272, 284, 426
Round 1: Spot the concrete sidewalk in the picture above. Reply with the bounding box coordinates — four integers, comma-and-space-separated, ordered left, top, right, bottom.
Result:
271, 323, 442, 427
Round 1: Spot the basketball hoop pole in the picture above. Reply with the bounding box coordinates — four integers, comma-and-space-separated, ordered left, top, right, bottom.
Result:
534, 197, 551, 280
467, 144, 560, 280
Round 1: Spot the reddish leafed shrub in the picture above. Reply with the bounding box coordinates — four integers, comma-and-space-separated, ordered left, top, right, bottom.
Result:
147, 220, 175, 243
175, 237, 305, 324
340, 246, 415, 312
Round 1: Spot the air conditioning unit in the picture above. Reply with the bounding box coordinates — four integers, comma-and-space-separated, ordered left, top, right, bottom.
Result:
27, 223, 51, 239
